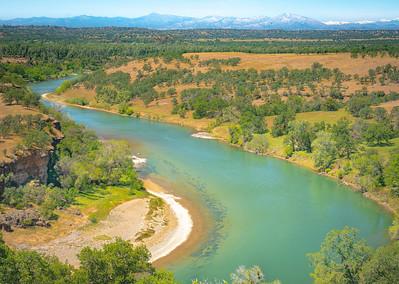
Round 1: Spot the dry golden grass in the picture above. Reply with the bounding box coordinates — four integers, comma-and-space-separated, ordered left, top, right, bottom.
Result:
3, 209, 86, 247
107, 57, 195, 80
342, 80, 399, 95
183, 52, 399, 76
375, 99, 399, 112
57, 85, 97, 103
132, 98, 213, 131
0, 98, 41, 119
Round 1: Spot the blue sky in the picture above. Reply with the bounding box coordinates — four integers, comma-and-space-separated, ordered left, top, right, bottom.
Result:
1, 0, 398, 21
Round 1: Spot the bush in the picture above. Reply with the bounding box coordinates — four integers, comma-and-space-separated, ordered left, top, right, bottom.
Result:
245, 134, 269, 154
66, 97, 89, 106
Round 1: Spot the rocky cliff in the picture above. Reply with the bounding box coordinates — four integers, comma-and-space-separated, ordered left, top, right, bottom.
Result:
0, 117, 63, 191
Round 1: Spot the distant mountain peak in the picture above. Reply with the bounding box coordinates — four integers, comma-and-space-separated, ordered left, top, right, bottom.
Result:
1, 13, 398, 30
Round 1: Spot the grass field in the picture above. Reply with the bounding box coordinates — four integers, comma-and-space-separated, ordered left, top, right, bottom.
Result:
183, 52, 399, 75
75, 186, 147, 225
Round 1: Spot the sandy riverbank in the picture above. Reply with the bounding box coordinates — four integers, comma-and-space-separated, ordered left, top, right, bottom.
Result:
143, 179, 193, 262
11, 178, 194, 266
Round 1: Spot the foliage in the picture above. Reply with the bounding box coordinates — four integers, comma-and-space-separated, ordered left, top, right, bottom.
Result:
385, 151, 399, 196
78, 238, 154, 284
285, 121, 313, 152
66, 97, 89, 106
332, 118, 356, 158
245, 134, 269, 154
55, 80, 72, 95
271, 111, 295, 137
308, 227, 372, 284
359, 241, 399, 284
0, 234, 176, 284
353, 150, 384, 191
312, 131, 337, 171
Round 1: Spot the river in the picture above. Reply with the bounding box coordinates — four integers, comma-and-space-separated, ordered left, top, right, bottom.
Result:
31, 79, 392, 284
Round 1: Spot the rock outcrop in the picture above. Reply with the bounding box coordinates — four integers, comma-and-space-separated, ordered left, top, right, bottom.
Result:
0, 208, 50, 232
0, 117, 63, 192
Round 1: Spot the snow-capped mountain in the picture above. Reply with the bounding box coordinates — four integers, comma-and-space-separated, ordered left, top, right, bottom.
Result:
1, 13, 399, 30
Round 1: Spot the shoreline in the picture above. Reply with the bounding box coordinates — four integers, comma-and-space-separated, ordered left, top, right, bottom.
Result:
142, 179, 194, 262
42, 94, 397, 219
3, 177, 196, 267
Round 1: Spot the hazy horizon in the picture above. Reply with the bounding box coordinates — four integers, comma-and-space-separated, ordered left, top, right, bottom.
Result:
2, 0, 398, 22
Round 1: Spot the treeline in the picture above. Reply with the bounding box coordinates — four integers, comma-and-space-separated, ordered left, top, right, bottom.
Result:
0, 63, 41, 104
0, 236, 176, 284
2, 26, 399, 41
1, 27, 399, 75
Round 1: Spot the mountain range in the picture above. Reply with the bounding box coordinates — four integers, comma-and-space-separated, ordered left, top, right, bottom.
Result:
1, 13, 399, 30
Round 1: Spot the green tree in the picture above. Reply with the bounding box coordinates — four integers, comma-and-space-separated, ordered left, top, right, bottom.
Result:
385, 151, 399, 196
245, 134, 269, 154
363, 122, 393, 146
308, 227, 372, 284
353, 150, 384, 191
332, 118, 356, 158
286, 121, 313, 153
359, 241, 399, 284
78, 238, 153, 284
271, 111, 295, 137
230, 265, 281, 284
0, 234, 18, 284
312, 131, 337, 171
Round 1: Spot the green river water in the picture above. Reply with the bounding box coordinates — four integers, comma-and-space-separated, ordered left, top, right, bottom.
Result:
31, 79, 392, 284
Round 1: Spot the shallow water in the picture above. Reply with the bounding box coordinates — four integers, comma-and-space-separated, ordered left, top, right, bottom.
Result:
32, 79, 392, 284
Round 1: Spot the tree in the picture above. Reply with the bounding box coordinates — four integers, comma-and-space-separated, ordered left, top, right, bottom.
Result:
271, 110, 295, 137
0, 234, 74, 284
312, 131, 337, 171
13, 250, 74, 284
0, 234, 18, 284
332, 118, 356, 158
245, 134, 269, 154
390, 106, 399, 134
78, 238, 153, 284
229, 125, 243, 146
363, 122, 393, 145
286, 121, 313, 153
230, 265, 280, 284
239, 111, 267, 142
353, 150, 384, 191
308, 227, 372, 284
373, 107, 387, 122
359, 241, 399, 284
385, 151, 399, 196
